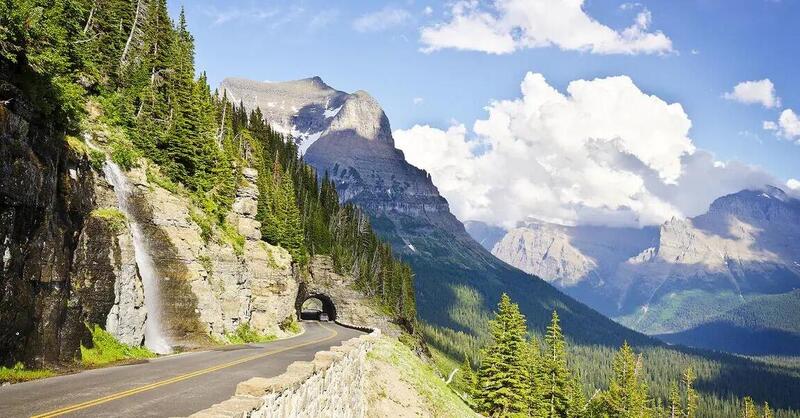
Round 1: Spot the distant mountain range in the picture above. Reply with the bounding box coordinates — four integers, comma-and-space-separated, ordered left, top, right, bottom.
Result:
482, 186, 800, 355
220, 76, 652, 347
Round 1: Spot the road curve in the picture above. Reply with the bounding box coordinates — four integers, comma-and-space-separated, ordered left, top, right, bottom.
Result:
0, 322, 363, 417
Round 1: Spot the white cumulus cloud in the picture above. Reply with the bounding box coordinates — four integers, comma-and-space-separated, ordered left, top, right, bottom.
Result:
353, 7, 411, 32
764, 109, 800, 143
788, 179, 800, 196
419, 0, 673, 55
395, 72, 774, 228
723, 79, 781, 108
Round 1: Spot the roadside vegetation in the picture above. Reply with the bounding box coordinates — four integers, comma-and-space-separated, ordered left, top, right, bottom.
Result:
0, 363, 55, 384
221, 324, 277, 345
80, 325, 156, 367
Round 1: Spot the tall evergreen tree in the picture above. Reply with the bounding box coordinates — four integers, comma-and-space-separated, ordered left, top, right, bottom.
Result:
598, 342, 650, 418
668, 382, 682, 418
541, 310, 580, 418
475, 294, 530, 417
524, 337, 545, 416
763, 402, 773, 418
682, 367, 698, 418
460, 356, 477, 399
742, 397, 758, 418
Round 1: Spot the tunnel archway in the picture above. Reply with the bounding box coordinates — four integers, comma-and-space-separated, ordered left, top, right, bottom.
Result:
297, 293, 337, 321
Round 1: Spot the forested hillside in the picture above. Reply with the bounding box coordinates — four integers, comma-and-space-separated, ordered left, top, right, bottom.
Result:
455, 294, 793, 418
0, 0, 415, 341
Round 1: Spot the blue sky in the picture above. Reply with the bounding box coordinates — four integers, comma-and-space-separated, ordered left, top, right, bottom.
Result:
168, 0, 800, 226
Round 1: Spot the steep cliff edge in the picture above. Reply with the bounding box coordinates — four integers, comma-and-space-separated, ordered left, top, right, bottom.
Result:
0, 99, 110, 365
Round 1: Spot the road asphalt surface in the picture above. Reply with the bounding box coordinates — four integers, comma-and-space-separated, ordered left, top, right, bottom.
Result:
0, 321, 363, 417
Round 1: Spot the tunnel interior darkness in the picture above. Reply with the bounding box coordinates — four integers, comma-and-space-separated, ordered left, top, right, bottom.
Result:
298, 294, 337, 321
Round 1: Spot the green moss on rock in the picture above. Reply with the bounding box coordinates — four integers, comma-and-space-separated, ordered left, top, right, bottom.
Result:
90, 207, 127, 233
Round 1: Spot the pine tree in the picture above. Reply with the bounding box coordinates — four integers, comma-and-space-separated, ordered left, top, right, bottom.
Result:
763, 402, 773, 418
541, 310, 573, 418
682, 367, 698, 418
668, 382, 682, 418
565, 373, 586, 418
525, 337, 545, 416
600, 342, 650, 417
475, 293, 530, 417
742, 397, 758, 418
460, 356, 477, 398
280, 165, 306, 262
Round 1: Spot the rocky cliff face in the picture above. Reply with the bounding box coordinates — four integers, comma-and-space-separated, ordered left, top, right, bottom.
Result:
487, 186, 800, 344
0, 98, 302, 364
0, 99, 121, 365
301, 256, 400, 336
116, 163, 299, 344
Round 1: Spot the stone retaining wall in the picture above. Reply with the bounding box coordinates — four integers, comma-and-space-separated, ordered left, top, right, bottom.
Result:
186, 329, 380, 418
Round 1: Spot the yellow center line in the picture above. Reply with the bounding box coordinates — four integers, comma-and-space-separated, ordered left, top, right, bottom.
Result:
31, 323, 337, 418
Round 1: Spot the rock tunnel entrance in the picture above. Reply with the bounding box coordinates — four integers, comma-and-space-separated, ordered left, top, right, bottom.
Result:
297, 293, 337, 321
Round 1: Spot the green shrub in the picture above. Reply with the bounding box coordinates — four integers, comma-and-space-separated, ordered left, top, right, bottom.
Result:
224, 324, 276, 344
0, 362, 55, 383
279, 316, 302, 334
222, 222, 245, 256
89, 149, 106, 171
81, 324, 156, 366
198, 255, 213, 277
90, 207, 127, 233
189, 210, 214, 242
108, 129, 140, 171
65, 135, 89, 156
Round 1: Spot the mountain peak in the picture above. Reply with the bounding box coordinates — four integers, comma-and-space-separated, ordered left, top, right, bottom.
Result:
762, 184, 789, 200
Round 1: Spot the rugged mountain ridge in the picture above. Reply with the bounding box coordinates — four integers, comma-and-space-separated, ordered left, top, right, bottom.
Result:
486, 186, 800, 354
221, 77, 501, 275
221, 76, 653, 347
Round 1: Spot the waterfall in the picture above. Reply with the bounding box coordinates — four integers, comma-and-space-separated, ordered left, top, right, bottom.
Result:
102, 161, 172, 354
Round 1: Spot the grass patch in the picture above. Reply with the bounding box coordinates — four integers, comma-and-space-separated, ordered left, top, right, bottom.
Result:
223, 324, 276, 344
90, 207, 127, 233
66, 135, 89, 156
0, 363, 55, 384
80, 324, 156, 367
221, 222, 245, 256
368, 337, 475, 418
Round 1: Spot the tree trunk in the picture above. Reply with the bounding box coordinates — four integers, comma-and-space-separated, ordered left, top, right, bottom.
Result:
120, 0, 144, 65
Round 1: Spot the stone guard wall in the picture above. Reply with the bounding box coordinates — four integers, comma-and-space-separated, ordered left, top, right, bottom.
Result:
186, 329, 380, 418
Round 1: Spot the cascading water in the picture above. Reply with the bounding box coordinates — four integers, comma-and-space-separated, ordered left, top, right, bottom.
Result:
102, 161, 172, 354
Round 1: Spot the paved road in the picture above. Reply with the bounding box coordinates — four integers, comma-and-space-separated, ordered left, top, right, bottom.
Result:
0, 322, 362, 417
